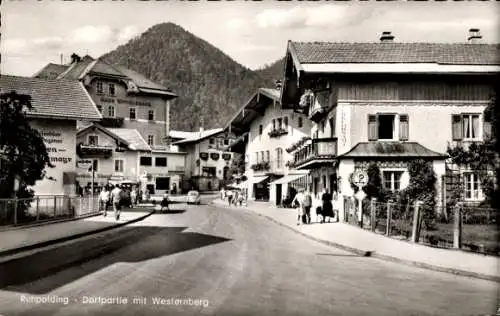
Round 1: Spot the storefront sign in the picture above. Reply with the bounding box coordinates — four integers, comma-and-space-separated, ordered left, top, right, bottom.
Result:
100, 97, 151, 107
40, 131, 73, 165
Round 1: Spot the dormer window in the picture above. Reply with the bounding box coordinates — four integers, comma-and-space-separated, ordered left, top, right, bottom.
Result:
148, 110, 155, 121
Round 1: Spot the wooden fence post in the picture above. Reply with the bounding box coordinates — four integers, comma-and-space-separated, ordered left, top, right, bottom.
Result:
453, 203, 462, 249
411, 201, 422, 243
386, 200, 392, 236
370, 198, 377, 232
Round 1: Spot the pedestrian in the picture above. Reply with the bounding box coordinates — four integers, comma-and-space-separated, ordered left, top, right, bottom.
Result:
233, 190, 239, 207
99, 187, 110, 216
303, 190, 312, 224
130, 186, 137, 207
226, 189, 234, 206
110, 184, 122, 220
160, 193, 170, 212
291, 188, 305, 225
220, 187, 226, 201
321, 187, 334, 223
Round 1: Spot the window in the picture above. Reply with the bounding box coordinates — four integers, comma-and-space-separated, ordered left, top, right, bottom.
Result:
148, 110, 155, 121
147, 135, 154, 146
377, 114, 395, 140
266, 150, 270, 162
155, 157, 167, 167
463, 172, 481, 200
272, 119, 276, 130
140, 156, 152, 166
97, 105, 102, 113
255, 152, 259, 163
452, 114, 480, 141
129, 108, 136, 120
91, 159, 98, 172
108, 105, 115, 117
114, 159, 124, 173
261, 151, 264, 162
277, 118, 283, 129
284, 117, 288, 128
109, 83, 115, 96
87, 135, 98, 146
276, 148, 283, 168
368, 114, 407, 141
298, 117, 303, 128
96, 81, 103, 94
209, 138, 215, 145
383, 171, 403, 192
223, 139, 229, 146
259, 125, 263, 135
329, 117, 335, 137
155, 177, 170, 190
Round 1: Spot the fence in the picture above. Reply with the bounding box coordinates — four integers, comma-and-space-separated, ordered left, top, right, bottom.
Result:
343, 196, 499, 256
0, 195, 100, 227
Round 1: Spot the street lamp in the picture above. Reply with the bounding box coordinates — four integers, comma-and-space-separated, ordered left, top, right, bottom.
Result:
13, 176, 20, 225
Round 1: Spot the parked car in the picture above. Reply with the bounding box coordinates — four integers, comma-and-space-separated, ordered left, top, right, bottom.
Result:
187, 190, 201, 205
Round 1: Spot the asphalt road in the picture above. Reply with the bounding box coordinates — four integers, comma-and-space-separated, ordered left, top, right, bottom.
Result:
0, 197, 497, 316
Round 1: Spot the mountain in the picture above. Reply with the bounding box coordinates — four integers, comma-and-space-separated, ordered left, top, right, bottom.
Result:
101, 23, 283, 131
254, 58, 286, 85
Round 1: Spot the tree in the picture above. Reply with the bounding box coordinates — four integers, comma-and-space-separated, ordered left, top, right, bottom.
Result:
0, 91, 54, 200
227, 153, 245, 182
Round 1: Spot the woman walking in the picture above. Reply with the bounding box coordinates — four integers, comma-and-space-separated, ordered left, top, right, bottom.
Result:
321, 187, 334, 223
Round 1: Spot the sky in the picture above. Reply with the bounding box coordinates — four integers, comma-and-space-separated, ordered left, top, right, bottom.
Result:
1, 1, 499, 77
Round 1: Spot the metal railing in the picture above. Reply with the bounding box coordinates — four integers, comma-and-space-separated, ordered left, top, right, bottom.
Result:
343, 196, 499, 256
293, 138, 337, 167
0, 195, 100, 227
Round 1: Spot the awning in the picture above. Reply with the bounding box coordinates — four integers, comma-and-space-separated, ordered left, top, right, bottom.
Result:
251, 176, 269, 184
269, 173, 307, 185
236, 180, 248, 189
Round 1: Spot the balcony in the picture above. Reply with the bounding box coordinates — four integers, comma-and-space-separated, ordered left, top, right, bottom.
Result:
250, 160, 285, 175
268, 128, 288, 138
76, 143, 114, 158
291, 138, 338, 170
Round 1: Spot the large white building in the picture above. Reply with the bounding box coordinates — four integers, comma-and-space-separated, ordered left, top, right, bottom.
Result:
225, 88, 312, 205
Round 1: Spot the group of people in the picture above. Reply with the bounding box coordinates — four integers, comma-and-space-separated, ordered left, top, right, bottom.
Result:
291, 187, 338, 225
220, 188, 246, 207
98, 184, 141, 220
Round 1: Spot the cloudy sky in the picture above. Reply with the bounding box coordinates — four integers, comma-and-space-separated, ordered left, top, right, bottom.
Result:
1, 1, 498, 77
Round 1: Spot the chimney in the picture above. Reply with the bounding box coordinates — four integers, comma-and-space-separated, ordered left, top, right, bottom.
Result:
467, 28, 482, 44
380, 31, 394, 43
275, 79, 282, 90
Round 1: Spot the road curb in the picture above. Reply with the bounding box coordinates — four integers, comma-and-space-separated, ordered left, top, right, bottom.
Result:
210, 201, 500, 283
0, 212, 102, 232
0, 211, 155, 258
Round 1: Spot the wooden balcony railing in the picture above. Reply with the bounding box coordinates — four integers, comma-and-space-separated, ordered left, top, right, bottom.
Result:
292, 137, 337, 169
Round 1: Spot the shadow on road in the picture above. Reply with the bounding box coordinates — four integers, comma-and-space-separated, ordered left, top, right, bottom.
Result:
315, 253, 369, 257
157, 209, 186, 214
0, 226, 230, 294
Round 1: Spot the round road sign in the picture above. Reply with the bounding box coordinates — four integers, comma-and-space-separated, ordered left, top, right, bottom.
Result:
352, 170, 368, 187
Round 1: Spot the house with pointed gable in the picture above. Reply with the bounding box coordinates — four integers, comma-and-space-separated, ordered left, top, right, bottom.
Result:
280, 29, 499, 219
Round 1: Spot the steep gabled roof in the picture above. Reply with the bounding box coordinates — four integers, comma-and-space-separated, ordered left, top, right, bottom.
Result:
289, 42, 500, 65
172, 128, 224, 145
107, 128, 152, 151
77, 124, 131, 148
32, 63, 69, 79
0, 75, 102, 121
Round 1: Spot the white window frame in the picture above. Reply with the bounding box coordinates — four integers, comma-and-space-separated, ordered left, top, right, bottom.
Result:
129, 107, 137, 120
108, 105, 115, 117
96, 81, 103, 95
87, 134, 99, 146
114, 159, 125, 173
148, 109, 155, 121
108, 83, 115, 96
463, 171, 482, 201
462, 113, 481, 141
147, 135, 154, 146
381, 169, 405, 192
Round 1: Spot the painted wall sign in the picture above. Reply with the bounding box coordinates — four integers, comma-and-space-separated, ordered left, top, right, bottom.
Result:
100, 97, 151, 107
40, 131, 73, 165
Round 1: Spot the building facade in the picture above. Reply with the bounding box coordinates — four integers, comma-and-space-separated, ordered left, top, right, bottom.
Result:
281, 30, 499, 220
226, 88, 312, 204
172, 128, 234, 191
0, 75, 102, 197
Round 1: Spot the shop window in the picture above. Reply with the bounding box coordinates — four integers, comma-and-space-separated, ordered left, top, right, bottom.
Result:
383, 171, 403, 192
129, 108, 136, 120
109, 83, 115, 96
156, 177, 170, 191
140, 156, 152, 166
148, 110, 155, 121
155, 157, 167, 167
114, 159, 124, 173
147, 135, 154, 146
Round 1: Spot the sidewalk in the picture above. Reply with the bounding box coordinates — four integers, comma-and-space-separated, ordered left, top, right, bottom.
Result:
211, 199, 500, 282
0, 210, 154, 257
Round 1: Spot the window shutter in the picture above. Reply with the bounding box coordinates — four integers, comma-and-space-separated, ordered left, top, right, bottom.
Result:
399, 114, 409, 141
368, 115, 378, 141
483, 120, 492, 141
451, 115, 463, 140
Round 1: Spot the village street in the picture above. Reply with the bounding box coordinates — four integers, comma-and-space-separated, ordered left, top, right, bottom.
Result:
0, 196, 497, 316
